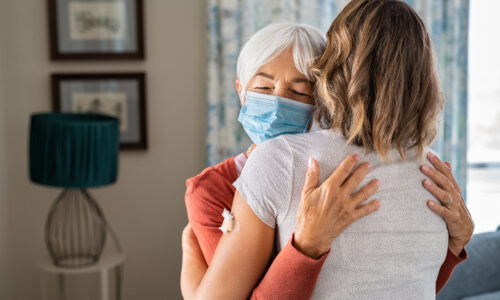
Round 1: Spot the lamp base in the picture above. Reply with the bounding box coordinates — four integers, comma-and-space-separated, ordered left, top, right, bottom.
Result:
45, 189, 107, 268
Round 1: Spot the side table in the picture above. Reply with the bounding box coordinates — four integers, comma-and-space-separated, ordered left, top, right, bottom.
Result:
37, 253, 125, 300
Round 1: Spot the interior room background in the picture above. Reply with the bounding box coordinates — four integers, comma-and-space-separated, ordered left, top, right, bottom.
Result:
0, 0, 497, 299
0, 1, 205, 299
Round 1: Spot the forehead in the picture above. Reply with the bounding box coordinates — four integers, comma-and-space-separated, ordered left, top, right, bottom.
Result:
256, 48, 307, 79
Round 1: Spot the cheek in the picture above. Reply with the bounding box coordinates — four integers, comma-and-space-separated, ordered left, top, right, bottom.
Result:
297, 97, 314, 105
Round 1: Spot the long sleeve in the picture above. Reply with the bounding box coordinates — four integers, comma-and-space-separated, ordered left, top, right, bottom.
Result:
249, 233, 329, 300
185, 156, 239, 265
436, 247, 468, 294
184, 156, 327, 299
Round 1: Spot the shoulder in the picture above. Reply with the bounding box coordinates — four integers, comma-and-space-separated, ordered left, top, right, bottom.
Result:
234, 139, 294, 228
248, 129, 347, 167
185, 155, 239, 206
250, 135, 292, 160
244, 135, 300, 178
277, 129, 347, 156
186, 156, 238, 189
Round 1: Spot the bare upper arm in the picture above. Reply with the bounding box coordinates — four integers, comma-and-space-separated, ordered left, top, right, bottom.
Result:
194, 190, 275, 300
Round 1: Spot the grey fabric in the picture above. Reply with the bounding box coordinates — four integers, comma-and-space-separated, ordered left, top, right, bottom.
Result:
437, 229, 500, 300
463, 290, 500, 300
234, 129, 449, 299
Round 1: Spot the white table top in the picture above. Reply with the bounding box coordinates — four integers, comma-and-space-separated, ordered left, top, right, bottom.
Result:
37, 253, 125, 275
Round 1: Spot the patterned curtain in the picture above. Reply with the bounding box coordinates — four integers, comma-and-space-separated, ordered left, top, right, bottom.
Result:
205, 0, 469, 196
205, 0, 349, 166
407, 0, 470, 198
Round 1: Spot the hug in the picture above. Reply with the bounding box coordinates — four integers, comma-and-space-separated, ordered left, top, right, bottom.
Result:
182, 0, 474, 299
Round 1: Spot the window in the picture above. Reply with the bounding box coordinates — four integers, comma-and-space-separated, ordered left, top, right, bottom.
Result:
467, 0, 500, 234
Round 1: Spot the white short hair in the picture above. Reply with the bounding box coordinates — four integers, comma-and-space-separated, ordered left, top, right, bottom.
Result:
236, 23, 326, 99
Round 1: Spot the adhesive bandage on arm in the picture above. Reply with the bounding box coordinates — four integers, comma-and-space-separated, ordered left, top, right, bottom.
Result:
219, 208, 240, 234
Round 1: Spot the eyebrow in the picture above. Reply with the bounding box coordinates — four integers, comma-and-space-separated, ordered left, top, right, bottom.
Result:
292, 77, 309, 83
255, 72, 310, 83
255, 72, 274, 80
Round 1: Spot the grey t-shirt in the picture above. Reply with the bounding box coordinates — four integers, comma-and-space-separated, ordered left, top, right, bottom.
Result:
233, 129, 448, 300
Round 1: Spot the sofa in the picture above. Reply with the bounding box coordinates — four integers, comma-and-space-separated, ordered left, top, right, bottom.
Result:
437, 225, 500, 300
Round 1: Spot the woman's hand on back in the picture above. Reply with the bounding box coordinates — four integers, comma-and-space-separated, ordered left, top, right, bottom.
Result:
420, 152, 474, 256
293, 154, 381, 259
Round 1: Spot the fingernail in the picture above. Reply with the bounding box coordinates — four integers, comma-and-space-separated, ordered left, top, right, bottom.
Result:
428, 152, 434, 158
377, 200, 382, 207
429, 201, 435, 206
354, 154, 360, 161
366, 162, 372, 169
308, 157, 314, 169
424, 179, 432, 187
375, 179, 381, 186
421, 165, 429, 172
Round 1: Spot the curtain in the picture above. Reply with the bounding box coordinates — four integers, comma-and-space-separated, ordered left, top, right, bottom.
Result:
205, 0, 469, 196
407, 0, 469, 198
205, 0, 349, 166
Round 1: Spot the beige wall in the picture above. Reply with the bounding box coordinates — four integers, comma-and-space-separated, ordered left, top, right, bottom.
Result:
0, 0, 11, 296
0, 1, 206, 299
0, 75, 10, 299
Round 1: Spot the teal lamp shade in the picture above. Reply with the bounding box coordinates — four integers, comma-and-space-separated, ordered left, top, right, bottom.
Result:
29, 113, 119, 188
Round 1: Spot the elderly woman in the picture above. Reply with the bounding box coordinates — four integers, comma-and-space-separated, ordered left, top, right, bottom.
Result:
182, 13, 472, 299
183, 23, 345, 300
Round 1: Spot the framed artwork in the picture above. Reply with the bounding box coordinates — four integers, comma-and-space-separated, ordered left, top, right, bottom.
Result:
48, 0, 144, 60
52, 73, 148, 150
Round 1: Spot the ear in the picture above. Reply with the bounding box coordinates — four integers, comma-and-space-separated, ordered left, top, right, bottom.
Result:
236, 79, 245, 105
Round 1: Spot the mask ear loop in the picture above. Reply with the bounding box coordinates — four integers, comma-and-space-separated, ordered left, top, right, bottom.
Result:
219, 208, 240, 234
304, 116, 313, 133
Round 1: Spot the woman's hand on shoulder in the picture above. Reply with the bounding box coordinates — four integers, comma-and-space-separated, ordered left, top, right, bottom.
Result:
294, 154, 381, 259
420, 152, 474, 256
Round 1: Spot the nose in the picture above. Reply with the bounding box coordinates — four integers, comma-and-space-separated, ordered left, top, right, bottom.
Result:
272, 82, 288, 98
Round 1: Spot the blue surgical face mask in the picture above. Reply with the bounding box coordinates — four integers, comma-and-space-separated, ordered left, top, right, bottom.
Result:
238, 91, 314, 144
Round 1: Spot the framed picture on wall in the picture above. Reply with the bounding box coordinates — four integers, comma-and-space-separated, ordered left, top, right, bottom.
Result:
47, 0, 145, 60
52, 73, 148, 150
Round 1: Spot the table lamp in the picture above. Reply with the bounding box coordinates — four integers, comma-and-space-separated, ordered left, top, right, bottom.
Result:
29, 113, 119, 268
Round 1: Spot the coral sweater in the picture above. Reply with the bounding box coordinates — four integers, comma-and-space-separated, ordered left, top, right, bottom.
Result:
184, 155, 467, 300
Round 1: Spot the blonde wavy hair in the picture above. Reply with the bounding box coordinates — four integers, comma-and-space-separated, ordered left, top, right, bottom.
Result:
312, 0, 444, 160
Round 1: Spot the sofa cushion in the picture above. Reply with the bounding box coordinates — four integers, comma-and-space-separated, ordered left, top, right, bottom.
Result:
463, 290, 500, 300
437, 230, 500, 300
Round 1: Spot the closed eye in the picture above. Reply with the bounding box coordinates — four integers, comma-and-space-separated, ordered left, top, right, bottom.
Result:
292, 90, 310, 96
255, 87, 271, 90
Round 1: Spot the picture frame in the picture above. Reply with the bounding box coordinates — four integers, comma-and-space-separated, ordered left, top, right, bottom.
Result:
52, 73, 148, 150
48, 0, 144, 60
